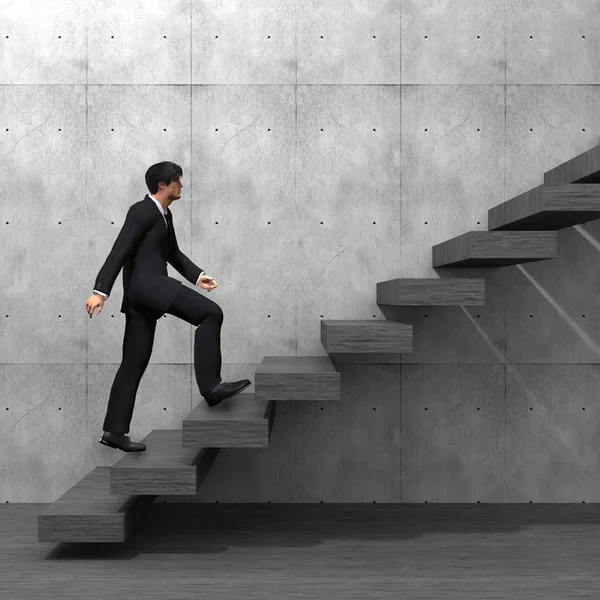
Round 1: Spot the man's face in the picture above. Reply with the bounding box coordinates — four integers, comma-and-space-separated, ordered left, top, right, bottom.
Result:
165, 178, 182, 197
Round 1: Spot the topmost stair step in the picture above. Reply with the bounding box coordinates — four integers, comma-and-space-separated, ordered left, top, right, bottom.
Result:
488, 183, 600, 231
544, 143, 600, 184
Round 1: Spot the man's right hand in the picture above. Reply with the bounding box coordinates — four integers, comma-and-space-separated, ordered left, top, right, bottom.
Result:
85, 293, 105, 319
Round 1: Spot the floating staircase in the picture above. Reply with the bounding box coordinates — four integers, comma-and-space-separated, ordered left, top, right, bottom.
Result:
38, 143, 600, 543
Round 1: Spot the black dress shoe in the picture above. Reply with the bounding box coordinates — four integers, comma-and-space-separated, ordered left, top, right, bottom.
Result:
204, 379, 251, 407
99, 431, 146, 452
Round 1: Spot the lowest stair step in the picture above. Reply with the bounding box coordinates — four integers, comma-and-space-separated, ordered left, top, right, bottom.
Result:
432, 231, 557, 268
38, 466, 155, 543
376, 278, 485, 306
111, 430, 221, 495
488, 183, 600, 231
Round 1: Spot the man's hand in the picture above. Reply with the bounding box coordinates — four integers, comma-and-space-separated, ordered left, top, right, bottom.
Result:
198, 275, 218, 292
85, 293, 105, 319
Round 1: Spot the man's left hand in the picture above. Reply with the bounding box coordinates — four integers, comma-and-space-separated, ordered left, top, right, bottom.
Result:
199, 275, 218, 292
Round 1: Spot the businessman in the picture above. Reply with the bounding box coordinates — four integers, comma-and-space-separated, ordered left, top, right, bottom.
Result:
85, 161, 251, 453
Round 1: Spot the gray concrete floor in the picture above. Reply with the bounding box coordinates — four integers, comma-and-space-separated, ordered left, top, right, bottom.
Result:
2, 502, 600, 599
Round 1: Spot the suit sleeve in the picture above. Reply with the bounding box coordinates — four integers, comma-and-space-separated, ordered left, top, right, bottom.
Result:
92, 208, 151, 298
167, 216, 204, 285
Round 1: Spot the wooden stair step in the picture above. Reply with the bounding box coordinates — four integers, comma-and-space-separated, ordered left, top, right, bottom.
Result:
182, 395, 275, 449
320, 319, 412, 365
488, 183, 600, 231
544, 143, 600, 184
376, 278, 485, 306
38, 466, 155, 543
432, 231, 557, 268
254, 356, 340, 402
111, 430, 220, 495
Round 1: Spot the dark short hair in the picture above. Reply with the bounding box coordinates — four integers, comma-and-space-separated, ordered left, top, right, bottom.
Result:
145, 162, 183, 195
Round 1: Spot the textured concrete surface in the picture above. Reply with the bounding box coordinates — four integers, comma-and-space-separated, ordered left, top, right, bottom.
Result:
2, 0, 600, 505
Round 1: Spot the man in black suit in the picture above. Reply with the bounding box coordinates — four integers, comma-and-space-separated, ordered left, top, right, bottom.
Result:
85, 162, 250, 453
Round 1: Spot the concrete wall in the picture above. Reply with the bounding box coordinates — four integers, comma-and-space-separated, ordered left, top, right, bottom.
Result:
1, 0, 598, 504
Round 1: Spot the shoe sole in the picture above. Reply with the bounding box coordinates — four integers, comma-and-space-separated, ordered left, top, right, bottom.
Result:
205, 380, 251, 407
99, 437, 118, 449
98, 437, 145, 452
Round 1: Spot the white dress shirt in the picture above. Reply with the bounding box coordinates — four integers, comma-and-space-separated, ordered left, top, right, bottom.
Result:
93, 195, 206, 299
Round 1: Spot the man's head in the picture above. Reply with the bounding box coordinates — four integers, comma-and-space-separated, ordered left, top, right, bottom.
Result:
145, 161, 183, 204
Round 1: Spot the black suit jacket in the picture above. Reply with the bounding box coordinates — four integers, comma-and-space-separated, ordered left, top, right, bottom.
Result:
93, 195, 204, 319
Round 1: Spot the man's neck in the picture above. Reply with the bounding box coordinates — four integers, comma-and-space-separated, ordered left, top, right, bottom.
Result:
150, 194, 168, 212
